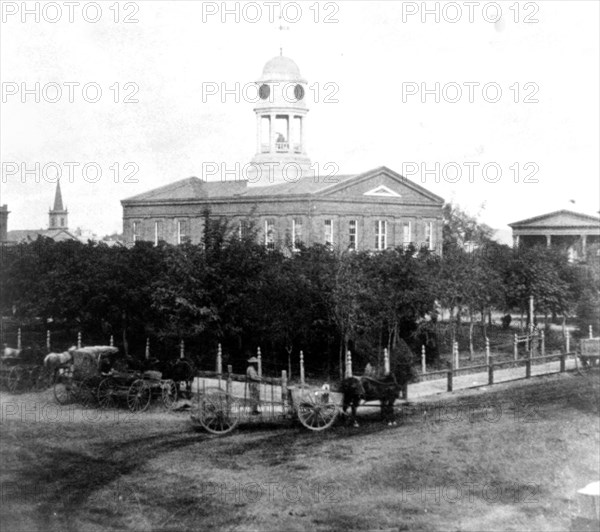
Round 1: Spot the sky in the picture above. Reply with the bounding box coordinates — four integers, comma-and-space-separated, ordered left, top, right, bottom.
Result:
1, 0, 599, 240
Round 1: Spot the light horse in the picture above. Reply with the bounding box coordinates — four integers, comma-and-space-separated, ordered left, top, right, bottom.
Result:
2, 345, 21, 358
340, 371, 403, 427
43, 347, 75, 373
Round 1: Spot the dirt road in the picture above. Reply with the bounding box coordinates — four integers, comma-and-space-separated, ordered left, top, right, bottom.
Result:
1, 371, 599, 531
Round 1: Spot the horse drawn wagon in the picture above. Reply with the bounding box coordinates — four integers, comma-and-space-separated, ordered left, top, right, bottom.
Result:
53, 346, 178, 412
1, 345, 50, 393
190, 351, 404, 435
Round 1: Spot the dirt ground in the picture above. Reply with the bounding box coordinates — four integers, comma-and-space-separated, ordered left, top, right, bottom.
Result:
1, 372, 599, 532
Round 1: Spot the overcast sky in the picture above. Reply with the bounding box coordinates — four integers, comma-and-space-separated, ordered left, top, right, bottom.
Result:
1, 1, 599, 239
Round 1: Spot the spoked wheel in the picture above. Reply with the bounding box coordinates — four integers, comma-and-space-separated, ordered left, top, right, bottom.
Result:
54, 371, 74, 404
127, 379, 151, 412
161, 379, 178, 409
97, 378, 117, 409
296, 390, 339, 431
73, 378, 96, 407
195, 388, 240, 435
7, 366, 24, 393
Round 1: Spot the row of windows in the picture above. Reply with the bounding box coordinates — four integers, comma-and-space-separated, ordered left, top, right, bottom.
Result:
268, 218, 435, 251
131, 218, 436, 251
132, 220, 190, 245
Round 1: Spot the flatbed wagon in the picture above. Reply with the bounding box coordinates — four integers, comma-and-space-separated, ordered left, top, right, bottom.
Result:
578, 338, 600, 372
190, 370, 342, 434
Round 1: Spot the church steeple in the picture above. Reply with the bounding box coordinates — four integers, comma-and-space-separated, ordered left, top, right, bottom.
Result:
49, 181, 68, 230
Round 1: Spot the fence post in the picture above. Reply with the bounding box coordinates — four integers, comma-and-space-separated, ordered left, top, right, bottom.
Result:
281, 370, 288, 410
226, 364, 232, 396
589, 325, 593, 339
17, 328, 22, 350
529, 331, 535, 359
540, 330, 545, 357
525, 356, 531, 379
421, 345, 426, 374
488, 356, 494, 385
565, 330, 570, 354
46, 330, 51, 352
513, 334, 518, 360
109, 335, 114, 347
447, 370, 453, 392
485, 337, 490, 366
383, 348, 390, 375
402, 382, 408, 400
560, 353, 566, 373
346, 350, 353, 378
453, 341, 459, 369
77, 331, 82, 349
145, 338, 150, 360
216, 343, 222, 375
257, 347, 262, 378
299, 351, 305, 387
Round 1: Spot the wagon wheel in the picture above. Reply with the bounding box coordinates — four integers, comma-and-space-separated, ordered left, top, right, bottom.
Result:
7, 366, 24, 393
196, 389, 240, 435
53, 370, 74, 404
296, 390, 339, 431
97, 378, 117, 409
73, 378, 97, 407
127, 379, 151, 412
161, 380, 178, 409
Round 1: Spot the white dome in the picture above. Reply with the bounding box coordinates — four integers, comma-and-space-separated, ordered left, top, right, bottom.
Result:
259, 55, 305, 82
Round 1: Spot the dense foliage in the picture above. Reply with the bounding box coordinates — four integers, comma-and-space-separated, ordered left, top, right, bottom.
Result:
1, 208, 597, 377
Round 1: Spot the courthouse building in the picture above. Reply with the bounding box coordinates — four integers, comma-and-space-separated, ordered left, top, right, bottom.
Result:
121, 55, 445, 253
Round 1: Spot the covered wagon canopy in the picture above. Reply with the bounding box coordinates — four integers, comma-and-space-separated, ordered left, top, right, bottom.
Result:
71, 346, 119, 377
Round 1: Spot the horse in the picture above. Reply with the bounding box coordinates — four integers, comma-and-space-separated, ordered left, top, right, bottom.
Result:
43, 349, 74, 372
340, 373, 402, 427
2, 345, 20, 358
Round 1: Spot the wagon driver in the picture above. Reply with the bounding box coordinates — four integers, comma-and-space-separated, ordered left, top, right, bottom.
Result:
246, 356, 261, 414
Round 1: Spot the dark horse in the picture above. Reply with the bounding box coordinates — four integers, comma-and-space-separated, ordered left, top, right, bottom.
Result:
147, 358, 195, 399
340, 374, 402, 427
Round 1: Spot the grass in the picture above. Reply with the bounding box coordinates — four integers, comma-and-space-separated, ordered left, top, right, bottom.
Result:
1, 371, 599, 531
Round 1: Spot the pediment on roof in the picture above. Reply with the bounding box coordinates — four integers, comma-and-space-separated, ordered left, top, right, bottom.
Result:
510, 210, 600, 228
317, 166, 444, 204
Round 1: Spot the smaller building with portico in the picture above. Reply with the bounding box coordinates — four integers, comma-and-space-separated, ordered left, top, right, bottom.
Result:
509, 210, 600, 261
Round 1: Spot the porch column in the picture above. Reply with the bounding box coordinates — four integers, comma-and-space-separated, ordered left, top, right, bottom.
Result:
513, 234, 520, 248
582, 234, 587, 257
546, 234, 551, 247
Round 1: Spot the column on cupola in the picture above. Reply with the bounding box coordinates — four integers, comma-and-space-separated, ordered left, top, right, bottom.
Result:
256, 113, 261, 153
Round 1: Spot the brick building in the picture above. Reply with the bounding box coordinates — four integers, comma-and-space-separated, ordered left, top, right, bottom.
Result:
121, 54, 444, 252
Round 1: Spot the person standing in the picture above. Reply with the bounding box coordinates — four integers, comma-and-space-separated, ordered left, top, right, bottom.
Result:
246, 357, 261, 414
